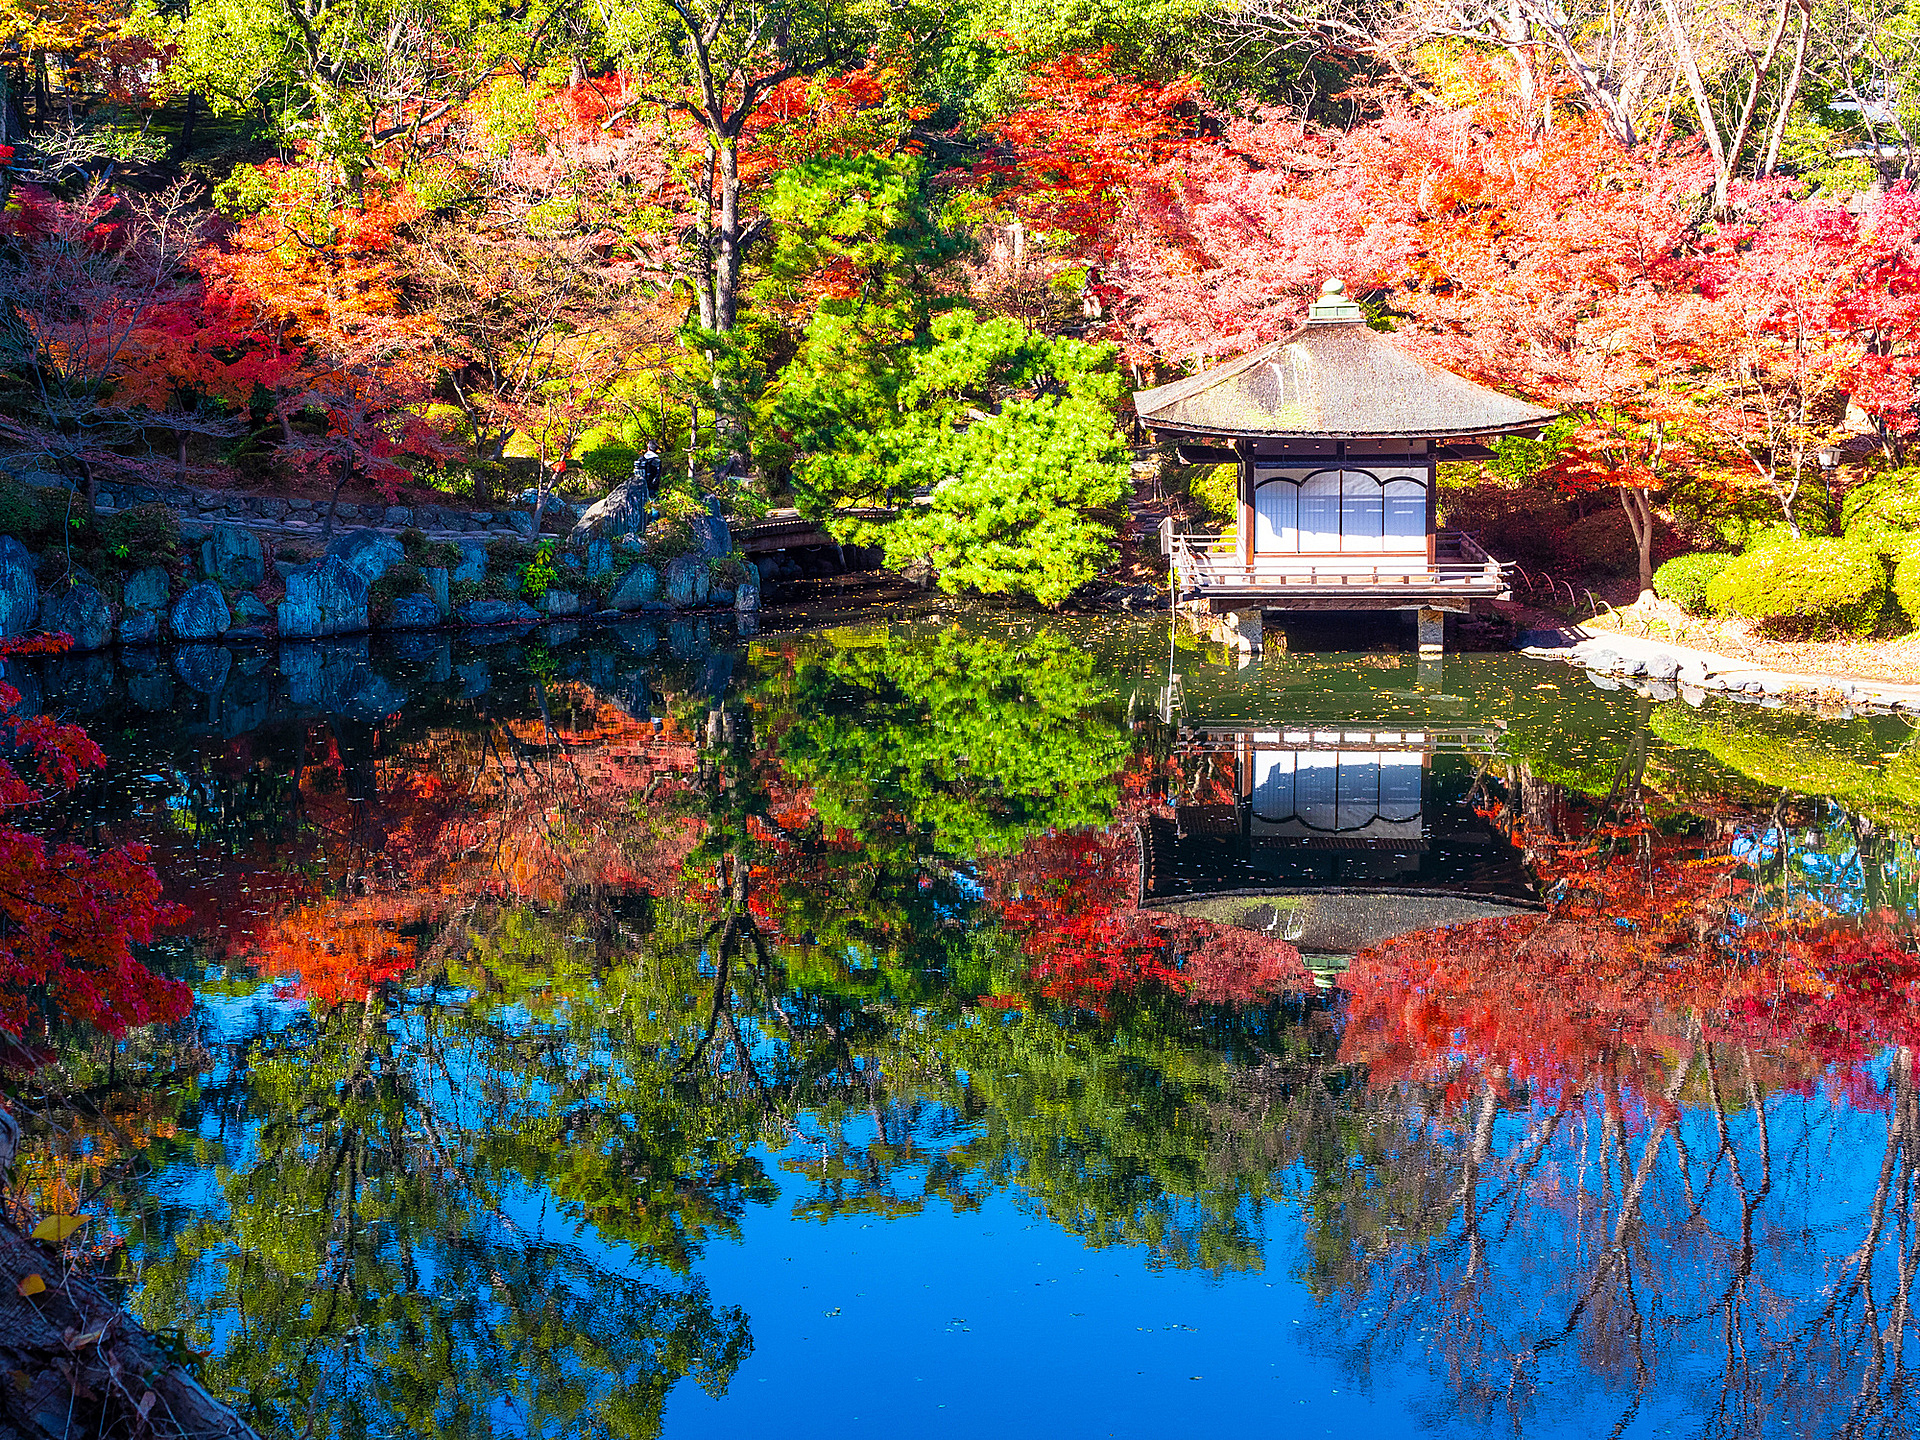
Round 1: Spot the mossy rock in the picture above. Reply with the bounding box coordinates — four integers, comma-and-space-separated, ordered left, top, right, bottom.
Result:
1704, 537, 1887, 636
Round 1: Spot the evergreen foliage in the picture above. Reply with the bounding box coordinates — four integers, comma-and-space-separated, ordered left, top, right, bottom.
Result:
781, 310, 1131, 605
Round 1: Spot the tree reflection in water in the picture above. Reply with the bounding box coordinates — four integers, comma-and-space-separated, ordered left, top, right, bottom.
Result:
7, 623, 1920, 1437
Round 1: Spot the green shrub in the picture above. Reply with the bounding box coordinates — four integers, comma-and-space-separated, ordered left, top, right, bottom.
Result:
0, 479, 59, 544
1895, 552, 1920, 631
576, 429, 639, 487
99, 503, 180, 570
521, 541, 559, 601
1842, 473, 1920, 562
1437, 481, 1567, 570
1853, 524, 1920, 566
1558, 508, 1636, 574
369, 560, 426, 620
1652, 552, 1735, 614
1743, 522, 1800, 552
399, 527, 462, 570
1705, 537, 1888, 636
646, 515, 697, 561
1841, 470, 1920, 532
1184, 463, 1238, 530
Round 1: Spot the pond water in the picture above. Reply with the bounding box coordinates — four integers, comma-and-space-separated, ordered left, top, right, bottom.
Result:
6, 613, 1920, 1440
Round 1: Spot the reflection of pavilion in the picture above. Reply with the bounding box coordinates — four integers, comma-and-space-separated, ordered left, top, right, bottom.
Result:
1140, 723, 1539, 977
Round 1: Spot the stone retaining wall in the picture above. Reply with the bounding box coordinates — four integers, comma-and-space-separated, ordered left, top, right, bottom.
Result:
88, 479, 542, 538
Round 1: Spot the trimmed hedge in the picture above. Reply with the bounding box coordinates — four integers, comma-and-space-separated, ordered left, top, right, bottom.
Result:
1841, 471, 1920, 532
1705, 537, 1888, 636
1842, 472, 1920, 565
1652, 551, 1735, 614
1895, 551, 1920, 631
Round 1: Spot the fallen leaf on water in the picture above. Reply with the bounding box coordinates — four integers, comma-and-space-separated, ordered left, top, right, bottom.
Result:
31, 1214, 87, 1244
15, 1274, 45, 1297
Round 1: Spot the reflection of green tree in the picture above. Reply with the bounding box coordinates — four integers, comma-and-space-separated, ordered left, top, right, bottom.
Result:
1653, 702, 1920, 829
778, 628, 1133, 855
126, 989, 753, 1440
919, 997, 1283, 1272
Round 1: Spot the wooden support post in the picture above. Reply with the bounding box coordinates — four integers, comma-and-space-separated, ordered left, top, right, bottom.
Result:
1237, 440, 1255, 573
1417, 607, 1445, 655
1219, 606, 1263, 657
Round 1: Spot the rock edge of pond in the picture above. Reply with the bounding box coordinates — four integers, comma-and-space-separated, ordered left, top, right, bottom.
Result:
1516, 624, 1920, 719
0, 1109, 263, 1440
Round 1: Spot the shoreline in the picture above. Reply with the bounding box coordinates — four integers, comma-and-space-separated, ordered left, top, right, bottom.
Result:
1511, 621, 1920, 718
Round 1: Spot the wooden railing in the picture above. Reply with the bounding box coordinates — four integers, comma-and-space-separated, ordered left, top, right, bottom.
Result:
1161, 521, 1509, 596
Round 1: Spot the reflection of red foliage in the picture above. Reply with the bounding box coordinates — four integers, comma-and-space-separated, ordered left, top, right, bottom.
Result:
987, 824, 1306, 1015
0, 636, 188, 1037
1180, 925, 1311, 1006
256, 897, 425, 1007
1340, 807, 1920, 1113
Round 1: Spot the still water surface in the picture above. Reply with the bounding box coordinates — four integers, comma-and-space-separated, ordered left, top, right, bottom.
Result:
8, 613, 1920, 1439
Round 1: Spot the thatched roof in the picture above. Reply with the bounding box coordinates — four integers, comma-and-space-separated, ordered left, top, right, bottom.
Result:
1133, 285, 1557, 442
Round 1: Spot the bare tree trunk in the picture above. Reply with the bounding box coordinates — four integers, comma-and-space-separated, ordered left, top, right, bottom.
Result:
1660, 0, 1796, 208
1761, 2, 1811, 177
1620, 484, 1657, 599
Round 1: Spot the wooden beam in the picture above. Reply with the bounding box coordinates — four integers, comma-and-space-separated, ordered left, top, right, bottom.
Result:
1203, 596, 1476, 614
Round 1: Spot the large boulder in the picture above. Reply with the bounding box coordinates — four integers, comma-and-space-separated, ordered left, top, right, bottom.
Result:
452, 543, 488, 585
544, 589, 582, 616
202, 525, 265, 589
567, 478, 651, 545
278, 556, 370, 638
39, 583, 112, 652
122, 566, 169, 612
456, 599, 515, 627
171, 581, 232, 641
610, 563, 662, 611
0, 536, 38, 637
231, 594, 273, 628
173, 644, 233, 696
663, 554, 710, 608
692, 501, 732, 560
117, 609, 160, 645
735, 577, 761, 613
586, 537, 612, 579
385, 593, 441, 630
328, 528, 405, 586
425, 566, 450, 615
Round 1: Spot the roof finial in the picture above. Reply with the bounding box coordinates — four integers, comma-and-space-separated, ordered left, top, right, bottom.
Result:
1308, 275, 1365, 324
